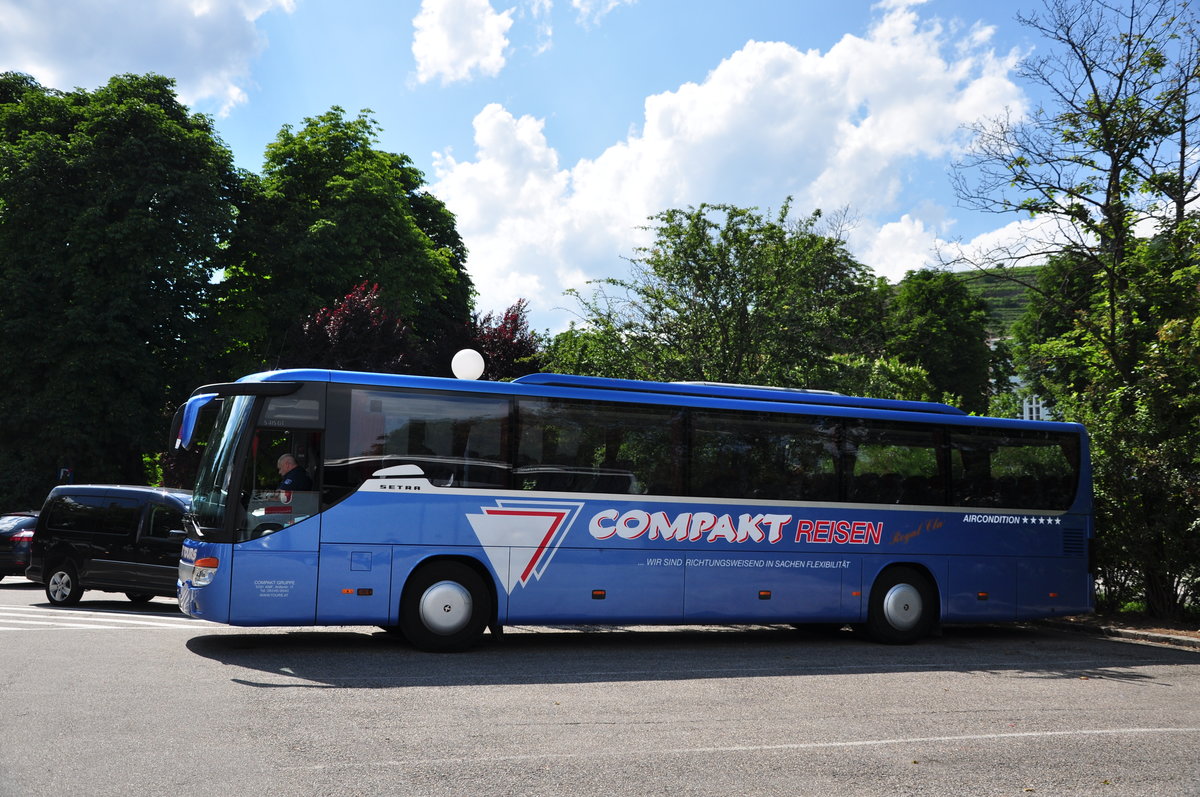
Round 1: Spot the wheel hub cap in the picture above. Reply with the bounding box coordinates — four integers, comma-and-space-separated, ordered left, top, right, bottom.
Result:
882, 583, 922, 631
49, 573, 71, 601
418, 580, 472, 635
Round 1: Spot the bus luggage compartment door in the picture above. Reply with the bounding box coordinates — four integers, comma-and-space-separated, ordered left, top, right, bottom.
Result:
316, 544, 393, 623
946, 559, 1016, 621
505, 547, 685, 623
683, 554, 850, 621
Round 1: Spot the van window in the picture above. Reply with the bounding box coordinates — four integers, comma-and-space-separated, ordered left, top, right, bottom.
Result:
148, 505, 184, 538
46, 495, 141, 535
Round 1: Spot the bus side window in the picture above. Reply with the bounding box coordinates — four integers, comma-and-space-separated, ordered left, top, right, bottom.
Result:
516, 398, 682, 496
324, 387, 511, 502
689, 411, 838, 502
843, 421, 944, 506
950, 429, 1079, 510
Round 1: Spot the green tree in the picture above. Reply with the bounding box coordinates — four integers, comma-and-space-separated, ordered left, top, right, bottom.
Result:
824, 354, 937, 403
221, 107, 473, 371
954, 0, 1200, 616
884, 270, 995, 414
0, 72, 239, 506
550, 201, 887, 387
542, 324, 628, 379
1017, 231, 1200, 615
954, 0, 1200, 275
1009, 250, 1101, 401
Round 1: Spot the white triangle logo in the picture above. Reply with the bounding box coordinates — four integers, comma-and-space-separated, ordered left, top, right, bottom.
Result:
466, 500, 585, 594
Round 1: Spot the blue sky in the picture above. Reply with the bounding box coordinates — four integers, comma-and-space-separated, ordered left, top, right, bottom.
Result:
0, 0, 1048, 332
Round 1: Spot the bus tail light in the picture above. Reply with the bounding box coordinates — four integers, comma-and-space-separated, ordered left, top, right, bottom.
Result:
193, 557, 220, 587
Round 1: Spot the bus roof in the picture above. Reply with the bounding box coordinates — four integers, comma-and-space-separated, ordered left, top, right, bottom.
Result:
209, 368, 1083, 437
511, 373, 968, 415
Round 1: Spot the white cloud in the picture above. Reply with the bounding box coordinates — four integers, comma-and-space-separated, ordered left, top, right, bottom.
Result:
412, 0, 515, 85
804, 7, 1023, 212
0, 0, 293, 116
855, 215, 942, 281
941, 216, 1075, 271
571, 0, 635, 26
433, 104, 575, 307
855, 214, 1076, 285
525, 0, 555, 55
432, 4, 1026, 331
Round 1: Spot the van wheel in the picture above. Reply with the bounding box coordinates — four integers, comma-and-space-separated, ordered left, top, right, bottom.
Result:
400, 561, 490, 652
125, 593, 154, 604
866, 566, 936, 644
46, 563, 83, 606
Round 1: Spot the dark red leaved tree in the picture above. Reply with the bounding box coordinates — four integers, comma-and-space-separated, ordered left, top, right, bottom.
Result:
287, 281, 414, 373
469, 299, 542, 380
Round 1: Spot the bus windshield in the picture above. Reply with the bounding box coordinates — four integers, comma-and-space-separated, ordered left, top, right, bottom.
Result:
191, 394, 255, 532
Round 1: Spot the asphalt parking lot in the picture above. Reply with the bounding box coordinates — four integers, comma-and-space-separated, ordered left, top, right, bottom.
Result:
2, 577, 1198, 797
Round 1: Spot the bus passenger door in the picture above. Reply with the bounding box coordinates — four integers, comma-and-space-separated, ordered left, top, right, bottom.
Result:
226, 427, 323, 625
227, 532, 320, 625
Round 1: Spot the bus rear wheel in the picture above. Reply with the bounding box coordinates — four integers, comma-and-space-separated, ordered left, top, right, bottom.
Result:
865, 566, 936, 644
400, 561, 491, 652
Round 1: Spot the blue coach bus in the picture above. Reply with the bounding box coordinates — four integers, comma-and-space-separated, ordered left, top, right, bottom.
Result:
174, 367, 1092, 651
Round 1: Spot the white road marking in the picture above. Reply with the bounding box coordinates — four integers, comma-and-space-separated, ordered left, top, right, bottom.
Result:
283, 727, 1200, 770
0, 605, 201, 630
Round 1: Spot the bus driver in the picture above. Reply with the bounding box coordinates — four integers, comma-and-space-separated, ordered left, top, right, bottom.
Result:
276, 453, 313, 493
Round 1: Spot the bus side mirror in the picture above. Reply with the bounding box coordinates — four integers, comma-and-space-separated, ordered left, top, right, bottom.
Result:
173, 393, 218, 450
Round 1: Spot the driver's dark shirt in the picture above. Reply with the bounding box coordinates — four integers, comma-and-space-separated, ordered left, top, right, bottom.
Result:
279, 466, 313, 491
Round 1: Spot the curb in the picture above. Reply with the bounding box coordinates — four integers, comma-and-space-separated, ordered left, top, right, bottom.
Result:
1039, 620, 1200, 651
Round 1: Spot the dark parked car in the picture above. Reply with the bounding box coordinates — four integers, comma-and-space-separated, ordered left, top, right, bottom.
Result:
25, 485, 191, 606
0, 511, 38, 581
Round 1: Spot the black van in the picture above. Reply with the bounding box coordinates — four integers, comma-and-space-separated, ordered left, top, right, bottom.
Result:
25, 485, 191, 606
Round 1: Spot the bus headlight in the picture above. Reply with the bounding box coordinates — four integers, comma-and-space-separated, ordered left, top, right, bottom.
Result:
192, 557, 220, 587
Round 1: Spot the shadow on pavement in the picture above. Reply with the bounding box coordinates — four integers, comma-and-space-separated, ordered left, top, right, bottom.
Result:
184, 622, 1200, 690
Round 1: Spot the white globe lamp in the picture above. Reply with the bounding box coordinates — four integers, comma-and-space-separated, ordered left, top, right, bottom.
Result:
451, 348, 486, 380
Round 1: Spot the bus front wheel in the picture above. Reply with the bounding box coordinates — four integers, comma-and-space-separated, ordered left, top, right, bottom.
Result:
400, 561, 491, 652
865, 566, 936, 644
